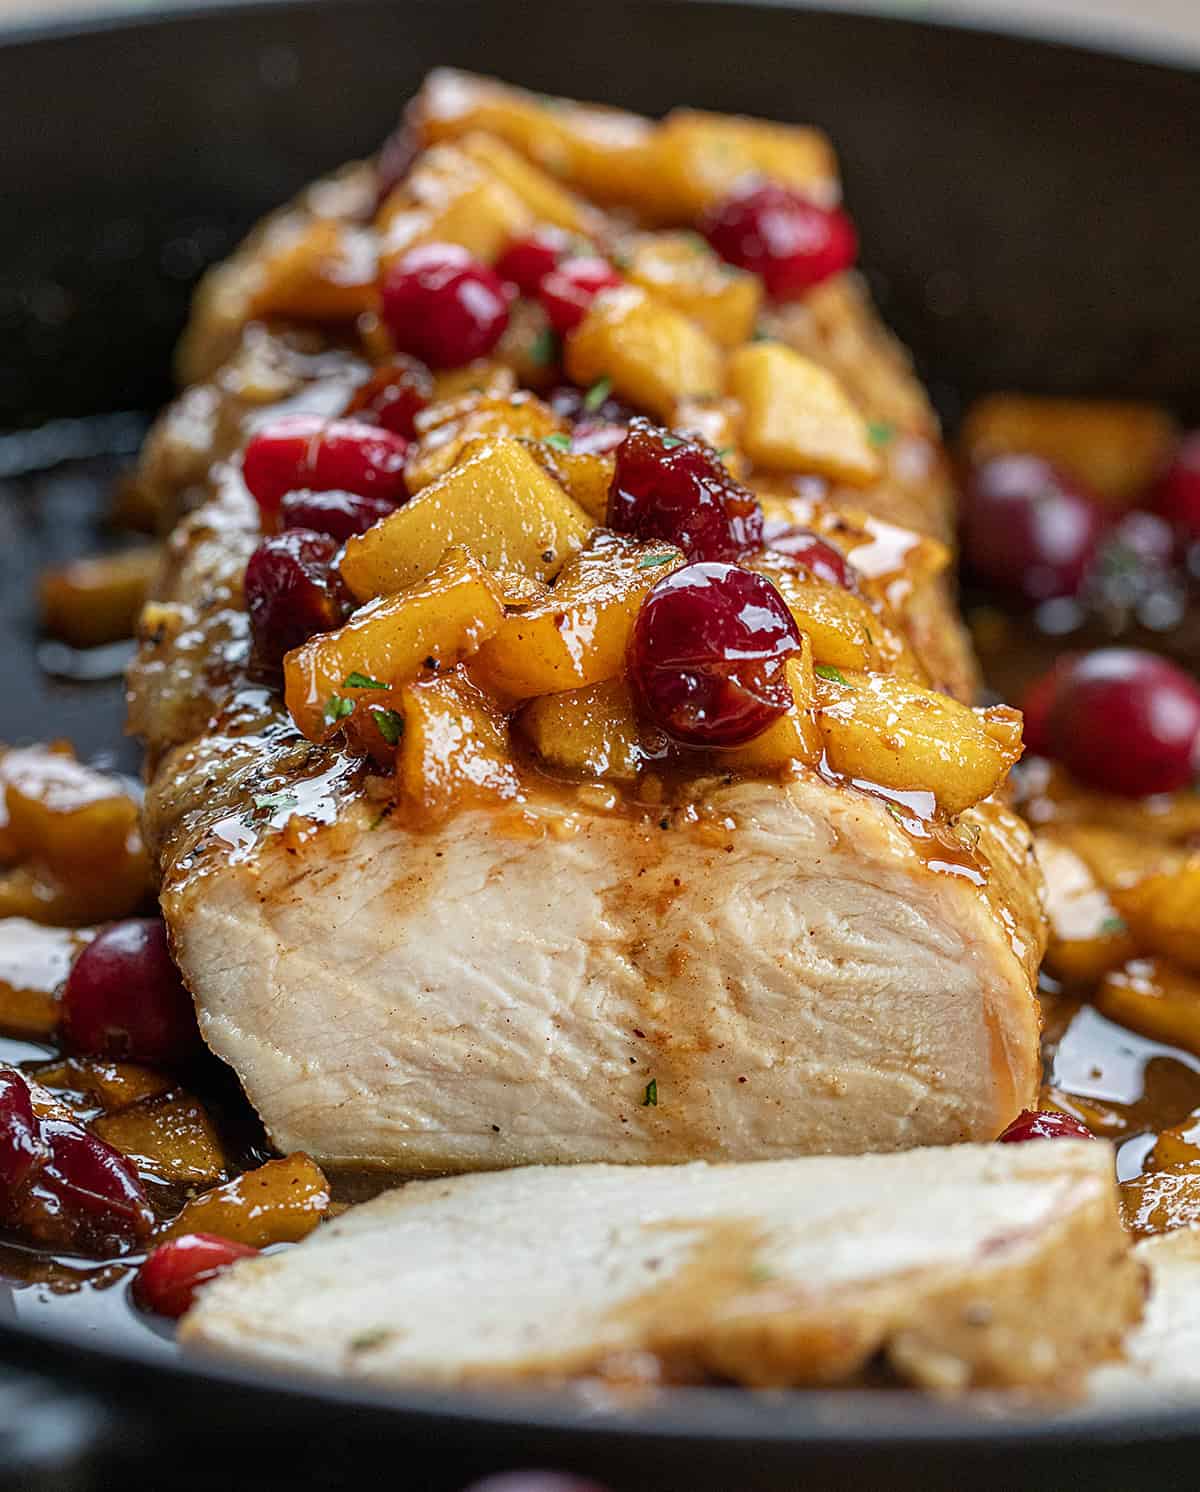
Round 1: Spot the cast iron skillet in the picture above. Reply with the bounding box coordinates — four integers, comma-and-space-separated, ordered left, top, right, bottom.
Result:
1, 3, 1199, 1487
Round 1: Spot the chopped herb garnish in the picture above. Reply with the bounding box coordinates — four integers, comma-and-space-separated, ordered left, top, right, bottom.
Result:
660, 434, 685, 450
637, 553, 676, 570
323, 693, 355, 725
867, 419, 895, 449
369, 804, 393, 830
884, 801, 906, 823
544, 432, 572, 452
610, 249, 632, 271
747, 1262, 776, 1284
642, 1078, 658, 1108
370, 706, 404, 746
350, 1328, 392, 1352
679, 230, 711, 255
1100, 915, 1128, 936
815, 665, 848, 685
252, 790, 299, 815
752, 324, 772, 342
716, 446, 734, 459
344, 671, 387, 691
529, 327, 560, 368
583, 376, 613, 413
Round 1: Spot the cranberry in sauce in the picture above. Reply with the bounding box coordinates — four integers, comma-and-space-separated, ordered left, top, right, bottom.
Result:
1019, 656, 1077, 758
766, 526, 855, 589
496, 229, 574, 297
1041, 648, 1200, 797
537, 257, 623, 336
62, 918, 200, 1066
279, 489, 397, 542
33, 1118, 153, 1251
1153, 431, 1200, 540
343, 356, 432, 439
997, 1109, 1095, 1143
0, 1070, 46, 1195
608, 418, 763, 563
701, 182, 857, 298
242, 416, 409, 521
629, 562, 800, 747
380, 243, 512, 368
962, 454, 1108, 601
245, 530, 348, 668
135, 1233, 260, 1318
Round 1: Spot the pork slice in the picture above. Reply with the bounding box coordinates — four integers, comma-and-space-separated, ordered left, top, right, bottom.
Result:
180, 1143, 1141, 1392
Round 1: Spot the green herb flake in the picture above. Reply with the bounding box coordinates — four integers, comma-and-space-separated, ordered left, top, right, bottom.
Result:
529, 327, 560, 368
660, 434, 686, 450
752, 324, 772, 343
350, 1328, 392, 1352
814, 665, 848, 685
679, 230, 712, 255
1099, 915, 1128, 936
544, 432, 572, 452
867, 419, 895, 449
370, 706, 404, 747
747, 1262, 776, 1284
610, 248, 633, 272
716, 446, 734, 460
583, 376, 613, 413
642, 1078, 658, 1108
344, 671, 387, 691
884, 801, 906, 823
369, 804, 394, 831
252, 790, 299, 815
637, 553, 676, 570
323, 693, 355, 725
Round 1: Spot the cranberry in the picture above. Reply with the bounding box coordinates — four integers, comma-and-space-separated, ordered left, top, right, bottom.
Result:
766, 525, 855, 589
962, 454, 1108, 601
380, 243, 511, 368
62, 919, 199, 1066
701, 183, 857, 299
629, 562, 800, 747
1019, 658, 1077, 758
0, 1070, 45, 1195
496, 229, 574, 296
135, 1233, 260, 1318
245, 530, 348, 667
1153, 432, 1200, 540
242, 416, 409, 522
35, 1117, 153, 1250
538, 257, 623, 336
997, 1109, 1095, 1143
608, 419, 764, 563
1042, 648, 1200, 797
344, 357, 432, 439
462, 1478, 612, 1492
279, 489, 397, 541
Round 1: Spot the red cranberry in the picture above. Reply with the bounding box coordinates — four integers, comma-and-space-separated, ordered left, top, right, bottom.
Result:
538, 257, 623, 336
766, 526, 855, 589
135, 1233, 260, 1318
245, 530, 348, 668
608, 419, 763, 563
380, 243, 511, 368
701, 183, 857, 299
1043, 648, 1200, 797
1152, 432, 1200, 540
997, 1109, 1095, 1143
344, 357, 432, 439
279, 489, 397, 542
0, 1070, 46, 1195
35, 1117, 153, 1250
962, 454, 1108, 601
243, 416, 409, 522
62, 919, 199, 1066
1019, 657, 1077, 757
463, 1478, 613, 1492
629, 562, 800, 747
496, 229, 573, 296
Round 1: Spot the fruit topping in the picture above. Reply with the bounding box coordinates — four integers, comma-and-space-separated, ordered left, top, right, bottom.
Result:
380, 243, 512, 368
245, 530, 349, 669
135, 1233, 260, 1319
61, 919, 199, 1066
701, 182, 857, 298
242, 415, 409, 521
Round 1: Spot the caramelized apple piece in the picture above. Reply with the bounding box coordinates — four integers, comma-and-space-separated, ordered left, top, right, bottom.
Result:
728, 342, 879, 485
564, 286, 723, 422
377, 140, 532, 262
749, 558, 887, 673
93, 1092, 227, 1185
163, 1154, 330, 1248
1111, 863, 1200, 974
39, 545, 160, 649
32, 1057, 172, 1114
653, 108, 838, 217
722, 645, 822, 773
519, 678, 645, 782
430, 360, 517, 402
1148, 1113, 1200, 1169
527, 443, 616, 523
457, 132, 600, 236
627, 232, 760, 348
406, 391, 566, 493
395, 668, 521, 822
815, 672, 1023, 817
1096, 958, 1200, 1057
474, 535, 684, 699
1036, 837, 1136, 987
247, 219, 379, 322
339, 437, 592, 598
285, 548, 505, 742
0, 921, 89, 1039
1120, 1163, 1200, 1239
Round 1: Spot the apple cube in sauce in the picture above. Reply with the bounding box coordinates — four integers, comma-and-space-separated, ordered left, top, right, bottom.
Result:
92, 1091, 228, 1185
627, 233, 761, 349
527, 444, 616, 524
728, 342, 880, 486
164, 1154, 330, 1248
747, 555, 888, 674
339, 438, 593, 600
671, 399, 746, 479
285, 548, 505, 742
407, 392, 567, 494
814, 670, 1023, 818
474, 535, 684, 700
395, 668, 521, 822
1111, 863, 1200, 975
1097, 958, 1200, 1058
431, 360, 517, 403
2, 746, 140, 873
1036, 836, 1137, 988
519, 678, 645, 783
565, 286, 723, 423
653, 109, 839, 217
722, 644, 823, 773
247, 219, 380, 323
457, 132, 602, 237
377, 140, 533, 263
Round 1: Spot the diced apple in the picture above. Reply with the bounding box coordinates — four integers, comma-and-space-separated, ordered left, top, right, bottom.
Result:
430, 360, 517, 402
474, 535, 683, 699
722, 645, 822, 773
814, 671, 1023, 817
670, 399, 745, 478
247, 219, 380, 322
407, 391, 566, 493
1036, 836, 1137, 987
519, 678, 645, 783
728, 342, 880, 485
377, 140, 532, 262
40, 544, 160, 649
285, 548, 505, 742
457, 132, 601, 236
1111, 863, 1200, 974
93, 1091, 228, 1185
565, 286, 723, 422
163, 1154, 329, 1247
1097, 958, 1200, 1057
748, 554, 888, 672
526, 442, 615, 523
627, 232, 761, 348
340, 438, 593, 600
653, 108, 838, 217
2, 746, 142, 874
395, 668, 521, 822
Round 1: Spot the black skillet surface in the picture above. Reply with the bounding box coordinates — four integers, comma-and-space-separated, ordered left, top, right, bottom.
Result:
1, 2, 1200, 1487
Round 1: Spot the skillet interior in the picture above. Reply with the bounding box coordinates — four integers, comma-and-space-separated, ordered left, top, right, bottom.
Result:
1, 2, 1199, 1486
